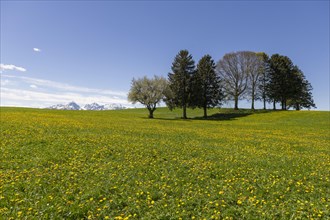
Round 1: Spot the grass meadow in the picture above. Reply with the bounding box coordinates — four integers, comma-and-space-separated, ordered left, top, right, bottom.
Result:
0, 107, 329, 219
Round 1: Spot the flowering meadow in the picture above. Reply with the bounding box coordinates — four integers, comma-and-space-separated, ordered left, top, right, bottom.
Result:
0, 107, 329, 219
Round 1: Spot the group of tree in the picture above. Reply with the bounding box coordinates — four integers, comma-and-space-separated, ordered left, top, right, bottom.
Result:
165, 50, 223, 119
128, 50, 315, 119
266, 54, 316, 110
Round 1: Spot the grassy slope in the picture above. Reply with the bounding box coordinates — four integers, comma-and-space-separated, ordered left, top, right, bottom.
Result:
0, 107, 329, 219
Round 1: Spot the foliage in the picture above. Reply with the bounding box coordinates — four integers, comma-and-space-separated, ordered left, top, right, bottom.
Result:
1, 107, 329, 219
256, 52, 271, 109
163, 51, 315, 111
268, 54, 296, 110
166, 50, 195, 119
216, 51, 251, 110
191, 54, 223, 118
245, 52, 264, 110
268, 54, 316, 110
287, 66, 316, 110
128, 76, 167, 118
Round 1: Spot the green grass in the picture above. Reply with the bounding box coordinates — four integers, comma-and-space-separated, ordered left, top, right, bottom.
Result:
1, 107, 329, 219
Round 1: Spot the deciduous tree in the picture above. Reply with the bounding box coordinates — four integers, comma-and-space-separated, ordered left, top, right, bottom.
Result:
216, 51, 250, 110
256, 52, 271, 110
128, 76, 167, 118
245, 52, 263, 110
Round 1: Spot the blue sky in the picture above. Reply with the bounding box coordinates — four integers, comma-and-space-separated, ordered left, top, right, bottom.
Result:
1, 1, 329, 110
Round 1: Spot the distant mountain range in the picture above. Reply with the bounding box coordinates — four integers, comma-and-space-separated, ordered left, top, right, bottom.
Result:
48, 102, 126, 110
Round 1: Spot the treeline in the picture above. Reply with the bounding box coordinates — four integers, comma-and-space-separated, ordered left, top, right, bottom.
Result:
128, 50, 315, 118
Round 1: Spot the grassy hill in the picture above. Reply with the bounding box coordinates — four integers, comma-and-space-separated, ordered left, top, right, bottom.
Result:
1, 107, 329, 219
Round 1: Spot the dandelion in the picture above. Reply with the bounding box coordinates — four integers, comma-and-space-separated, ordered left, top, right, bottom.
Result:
1, 106, 328, 219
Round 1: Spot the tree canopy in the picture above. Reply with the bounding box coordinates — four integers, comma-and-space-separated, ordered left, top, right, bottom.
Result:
191, 54, 223, 118
130, 50, 315, 115
256, 52, 271, 110
216, 51, 251, 110
166, 50, 195, 119
267, 54, 315, 110
128, 76, 168, 118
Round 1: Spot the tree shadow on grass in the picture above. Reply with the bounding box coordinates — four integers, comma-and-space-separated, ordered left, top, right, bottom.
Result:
151, 113, 250, 121
145, 109, 274, 121
193, 109, 273, 121
193, 112, 252, 121
151, 112, 251, 121
141, 116, 195, 122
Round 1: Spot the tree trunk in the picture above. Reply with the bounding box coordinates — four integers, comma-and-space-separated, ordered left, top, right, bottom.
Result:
283, 99, 287, 110
148, 108, 154, 118
273, 100, 276, 110
182, 79, 187, 119
203, 106, 207, 118
234, 95, 238, 110
296, 103, 300, 111
251, 84, 255, 110
263, 98, 266, 110
148, 110, 154, 118
183, 105, 187, 119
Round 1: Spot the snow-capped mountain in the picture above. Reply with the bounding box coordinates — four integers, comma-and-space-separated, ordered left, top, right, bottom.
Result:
82, 103, 105, 110
48, 102, 126, 110
48, 101, 81, 110
104, 103, 125, 110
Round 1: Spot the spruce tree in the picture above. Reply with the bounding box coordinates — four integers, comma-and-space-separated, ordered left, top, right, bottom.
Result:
269, 54, 315, 110
165, 50, 195, 119
288, 66, 316, 110
269, 54, 295, 110
191, 55, 222, 118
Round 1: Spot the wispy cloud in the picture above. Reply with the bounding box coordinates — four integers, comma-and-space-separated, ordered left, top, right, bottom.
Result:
3, 74, 127, 96
1, 79, 10, 86
33, 48, 41, 52
0, 64, 27, 72
1, 88, 129, 107
0, 74, 132, 108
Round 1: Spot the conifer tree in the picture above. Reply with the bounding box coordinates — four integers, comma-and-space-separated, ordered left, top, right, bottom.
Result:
288, 66, 316, 110
165, 50, 195, 119
269, 54, 295, 110
191, 55, 223, 118
269, 54, 315, 110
